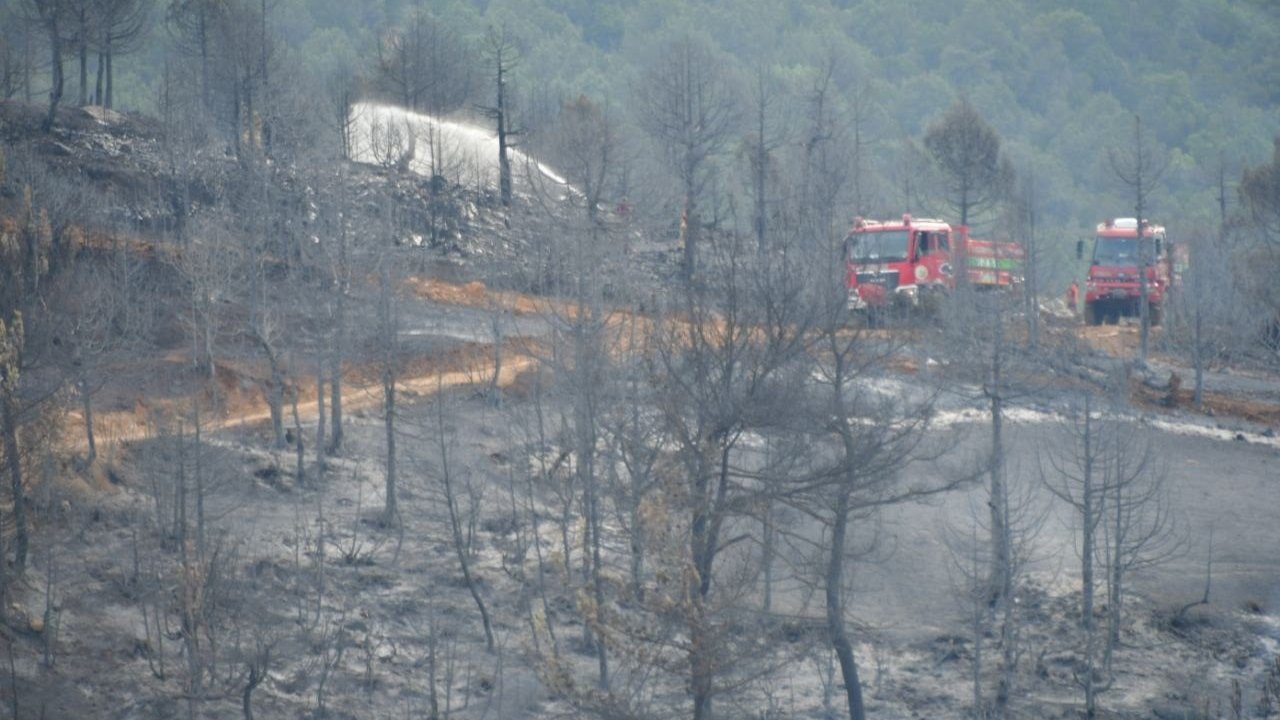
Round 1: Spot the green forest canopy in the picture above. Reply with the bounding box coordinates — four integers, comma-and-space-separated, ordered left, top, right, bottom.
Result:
7, 0, 1279, 284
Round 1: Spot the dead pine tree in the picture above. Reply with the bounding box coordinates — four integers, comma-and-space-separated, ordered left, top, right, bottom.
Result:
431, 383, 495, 653
325, 186, 350, 456
312, 610, 349, 716
377, 260, 400, 526
1007, 172, 1041, 351
603, 340, 660, 605
986, 301, 1013, 608
790, 234, 959, 720
641, 228, 811, 720
0, 313, 29, 577
1177, 224, 1228, 409
947, 520, 993, 720
805, 319, 987, 720
536, 92, 625, 690
1096, 417, 1182, 674
39, 499, 59, 668
742, 65, 787, 257
1174, 216, 1254, 411
314, 355, 325, 472
484, 295, 506, 408
940, 288, 1016, 607
1042, 391, 1181, 717
22, 0, 68, 131
47, 260, 132, 467
0, 188, 63, 579
249, 310, 287, 450
749, 81, 893, 720
289, 380, 305, 486
1040, 393, 1111, 630
1108, 115, 1168, 362
90, 0, 150, 109
945, 455, 1046, 720
64, 0, 90, 107
806, 356, 949, 720
173, 226, 240, 381
635, 34, 739, 283
166, 0, 275, 156
1241, 137, 1280, 241
164, 0, 219, 113
189, 399, 208, 562
934, 270, 1045, 615
1240, 138, 1280, 362
374, 8, 473, 116
0, 12, 31, 101
512, 368, 567, 663
479, 24, 520, 207
240, 638, 270, 720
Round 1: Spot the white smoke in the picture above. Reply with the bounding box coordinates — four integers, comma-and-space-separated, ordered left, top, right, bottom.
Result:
346, 102, 568, 189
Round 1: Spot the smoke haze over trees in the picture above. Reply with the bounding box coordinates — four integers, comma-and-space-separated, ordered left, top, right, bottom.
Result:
1, 1, 1279, 719
2, 0, 1275, 247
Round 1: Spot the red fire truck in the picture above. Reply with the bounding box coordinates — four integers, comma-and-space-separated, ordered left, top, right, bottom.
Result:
1072, 218, 1177, 326
844, 214, 1022, 317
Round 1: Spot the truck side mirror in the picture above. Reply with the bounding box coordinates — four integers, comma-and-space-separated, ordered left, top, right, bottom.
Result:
1075, 239, 1084, 261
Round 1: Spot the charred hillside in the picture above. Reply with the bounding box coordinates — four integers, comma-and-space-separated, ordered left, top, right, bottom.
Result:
0, 0, 1278, 717
0, 99, 564, 277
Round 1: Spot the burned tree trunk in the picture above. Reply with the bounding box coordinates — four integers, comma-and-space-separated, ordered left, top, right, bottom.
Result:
826, 490, 867, 720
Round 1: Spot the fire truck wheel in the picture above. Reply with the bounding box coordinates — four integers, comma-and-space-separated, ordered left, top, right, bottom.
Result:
1149, 305, 1162, 326
866, 309, 880, 329
1085, 304, 1101, 326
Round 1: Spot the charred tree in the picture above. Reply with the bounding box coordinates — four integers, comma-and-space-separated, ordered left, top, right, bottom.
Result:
374, 9, 472, 115
24, 0, 69, 131
91, 0, 149, 109
377, 262, 399, 525
479, 24, 520, 207
1108, 115, 1167, 362
0, 315, 28, 577
636, 35, 738, 282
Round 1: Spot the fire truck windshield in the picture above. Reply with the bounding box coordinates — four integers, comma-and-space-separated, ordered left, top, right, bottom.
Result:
847, 230, 909, 262
1093, 237, 1139, 265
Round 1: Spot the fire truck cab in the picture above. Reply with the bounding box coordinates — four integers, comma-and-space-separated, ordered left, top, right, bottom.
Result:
1074, 218, 1174, 326
845, 214, 1021, 315
845, 214, 957, 312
